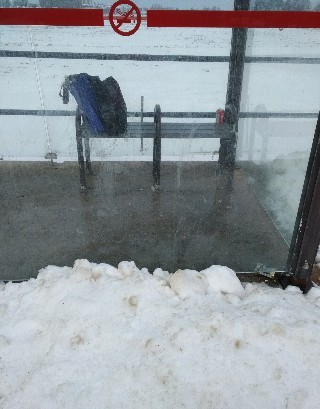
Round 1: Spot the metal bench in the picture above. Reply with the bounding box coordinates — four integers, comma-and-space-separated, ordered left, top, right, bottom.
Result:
75, 104, 234, 192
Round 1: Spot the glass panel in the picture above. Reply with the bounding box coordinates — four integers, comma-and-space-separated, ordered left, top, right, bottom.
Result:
0, 3, 319, 280
237, 27, 320, 270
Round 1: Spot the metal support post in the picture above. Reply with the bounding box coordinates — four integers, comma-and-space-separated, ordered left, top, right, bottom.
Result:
219, 0, 250, 170
283, 112, 320, 293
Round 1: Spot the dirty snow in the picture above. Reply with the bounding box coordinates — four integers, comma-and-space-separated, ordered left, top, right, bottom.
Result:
1, 260, 320, 409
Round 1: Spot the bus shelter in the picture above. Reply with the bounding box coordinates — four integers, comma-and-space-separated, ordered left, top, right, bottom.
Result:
0, 0, 319, 293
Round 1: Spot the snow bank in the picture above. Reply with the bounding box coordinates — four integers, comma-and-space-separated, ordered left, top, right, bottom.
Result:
265, 151, 309, 241
202, 265, 245, 298
168, 266, 245, 300
1, 260, 320, 409
169, 269, 208, 299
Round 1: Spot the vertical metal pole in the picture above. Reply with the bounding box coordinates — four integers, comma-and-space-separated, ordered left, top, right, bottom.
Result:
76, 108, 87, 192
283, 112, 320, 293
237, 26, 255, 161
140, 96, 144, 152
153, 104, 161, 190
219, 0, 250, 170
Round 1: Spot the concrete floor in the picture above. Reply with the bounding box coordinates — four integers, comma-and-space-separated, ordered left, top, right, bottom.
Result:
0, 161, 289, 280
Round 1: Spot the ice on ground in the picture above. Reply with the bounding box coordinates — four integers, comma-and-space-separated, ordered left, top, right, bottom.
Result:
1, 259, 320, 409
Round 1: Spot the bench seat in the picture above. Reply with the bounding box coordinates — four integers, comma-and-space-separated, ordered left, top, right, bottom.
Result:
76, 105, 234, 191
81, 122, 233, 140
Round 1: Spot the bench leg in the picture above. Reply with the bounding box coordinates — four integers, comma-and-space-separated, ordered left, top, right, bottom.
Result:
76, 136, 87, 192
84, 137, 93, 175
153, 104, 161, 190
76, 109, 87, 192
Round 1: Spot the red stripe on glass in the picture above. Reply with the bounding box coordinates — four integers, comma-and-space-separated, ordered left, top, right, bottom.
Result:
0, 8, 104, 26
147, 10, 320, 29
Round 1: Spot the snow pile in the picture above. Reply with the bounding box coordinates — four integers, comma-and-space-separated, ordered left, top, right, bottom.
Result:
1, 260, 320, 409
169, 269, 208, 299
265, 151, 309, 241
202, 265, 246, 298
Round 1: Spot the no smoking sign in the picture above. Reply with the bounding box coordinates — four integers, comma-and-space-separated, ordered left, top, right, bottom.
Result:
109, 0, 141, 36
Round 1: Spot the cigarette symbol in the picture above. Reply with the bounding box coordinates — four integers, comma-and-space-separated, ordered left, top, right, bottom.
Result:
109, 0, 141, 36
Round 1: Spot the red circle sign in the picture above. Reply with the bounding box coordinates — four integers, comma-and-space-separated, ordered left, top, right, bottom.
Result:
109, 0, 141, 36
